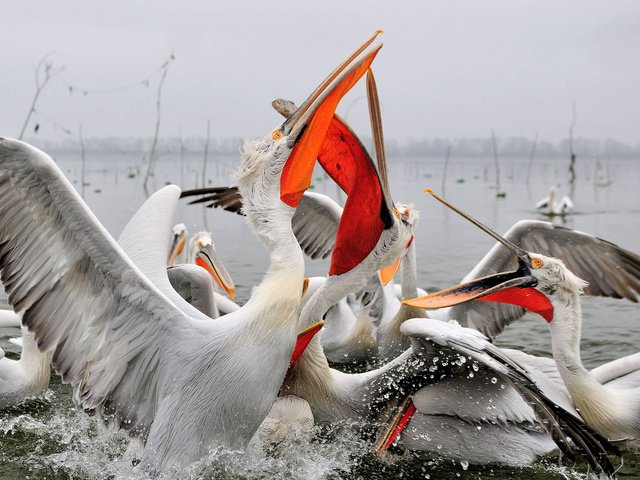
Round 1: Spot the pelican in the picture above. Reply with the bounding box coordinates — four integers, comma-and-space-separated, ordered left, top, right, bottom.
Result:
0, 193, 235, 409
180, 67, 618, 473
0, 323, 50, 408
167, 225, 239, 315
0, 309, 20, 328
406, 190, 640, 443
188, 230, 236, 301
513, 252, 640, 440
536, 186, 573, 216
0, 32, 384, 474
167, 222, 187, 265
185, 100, 423, 364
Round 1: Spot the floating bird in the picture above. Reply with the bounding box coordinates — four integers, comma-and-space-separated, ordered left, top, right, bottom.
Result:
378, 317, 617, 474
514, 252, 640, 441
426, 218, 640, 340
188, 230, 236, 301
0, 33, 384, 474
167, 224, 239, 315
535, 186, 573, 216
406, 189, 640, 444
0, 310, 20, 328
0, 323, 50, 408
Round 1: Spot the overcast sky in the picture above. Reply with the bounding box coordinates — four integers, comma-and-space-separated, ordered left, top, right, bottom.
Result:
2, 1, 639, 144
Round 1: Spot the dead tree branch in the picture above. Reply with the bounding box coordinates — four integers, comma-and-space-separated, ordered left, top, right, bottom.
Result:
143, 54, 175, 191
19, 53, 64, 140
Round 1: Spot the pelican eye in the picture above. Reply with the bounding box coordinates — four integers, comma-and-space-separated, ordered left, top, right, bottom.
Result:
393, 207, 400, 219
272, 130, 283, 140
531, 258, 544, 269
403, 209, 410, 219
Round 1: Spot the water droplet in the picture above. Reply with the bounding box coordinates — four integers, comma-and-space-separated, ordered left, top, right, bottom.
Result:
460, 460, 469, 470
472, 363, 479, 372
490, 377, 498, 384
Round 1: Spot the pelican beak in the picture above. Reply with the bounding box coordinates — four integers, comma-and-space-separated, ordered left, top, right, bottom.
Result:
378, 258, 401, 286
290, 321, 324, 366
279, 31, 383, 208
167, 231, 186, 266
403, 258, 538, 308
408, 189, 554, 322
378, 235, 414, 285
374, 396, 416, 454
195, 244, 236, 301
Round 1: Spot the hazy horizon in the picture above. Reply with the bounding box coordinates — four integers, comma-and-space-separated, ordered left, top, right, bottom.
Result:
3, 1, 640, 146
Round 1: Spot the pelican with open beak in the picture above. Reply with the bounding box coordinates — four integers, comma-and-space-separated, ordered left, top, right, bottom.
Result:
409, 190, 640, 443
0, 32, 388, 475
403, 189, 552, 319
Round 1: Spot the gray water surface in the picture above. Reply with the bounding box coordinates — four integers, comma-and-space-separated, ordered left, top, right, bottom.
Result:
0, 152, 638, 479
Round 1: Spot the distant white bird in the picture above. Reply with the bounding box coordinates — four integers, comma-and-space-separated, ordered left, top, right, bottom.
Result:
0, 35, 384, 474
536, 186, 573, 216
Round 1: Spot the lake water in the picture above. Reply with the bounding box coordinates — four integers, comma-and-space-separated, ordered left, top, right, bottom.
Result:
0, 150, 638, 479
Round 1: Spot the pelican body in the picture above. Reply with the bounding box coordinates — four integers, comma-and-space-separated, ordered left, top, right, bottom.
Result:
0, 33, 384, 475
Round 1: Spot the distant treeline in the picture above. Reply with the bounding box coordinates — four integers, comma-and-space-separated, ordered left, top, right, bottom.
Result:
26, 135, 640, 158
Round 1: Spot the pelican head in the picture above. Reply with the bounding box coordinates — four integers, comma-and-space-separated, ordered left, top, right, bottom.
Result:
378, 204, 418, 285
189, 231, 236, 300
167, 223, 187, 266
402, 190, 554, 320
236, 31, 383, 238
394, 203, 420, 232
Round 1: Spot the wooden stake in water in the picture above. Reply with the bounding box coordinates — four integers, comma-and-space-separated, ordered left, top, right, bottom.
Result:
202, 119, 210, 188
525, 132, 538, 185
568, 102, 577, 185
144, 54, 174, 192
441, 144, 451, 193
491, 130, 506, 198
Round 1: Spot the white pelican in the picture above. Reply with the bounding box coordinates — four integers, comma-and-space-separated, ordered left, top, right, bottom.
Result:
166, 222, 187, 265
278, 71, 618, 473
167, 225, 239, 315
188, 230, 236, 301
514, 252, 640, 441
536, 186, 573, 216
185, 96, 423, 364
0, 32, 384, 474
0, 324, 50, 408
406, 190, 640, 443
0, 189, 234, 409
428, 218, 640, 340
0, 309, 20, 328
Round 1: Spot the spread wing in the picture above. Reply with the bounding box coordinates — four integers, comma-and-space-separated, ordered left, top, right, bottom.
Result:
182, 187, 342, 260
450, 220, 640, 338
0, 138, 212, 439
401, 318, 618, 476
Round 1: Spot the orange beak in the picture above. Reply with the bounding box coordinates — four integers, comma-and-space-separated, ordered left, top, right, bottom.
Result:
290, 321, 324, 366
279, 31, 383, 208
378, 257, 401, 286
402, 260, 553, 322
195, 244, 236, 301
167, 231, 186, 266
